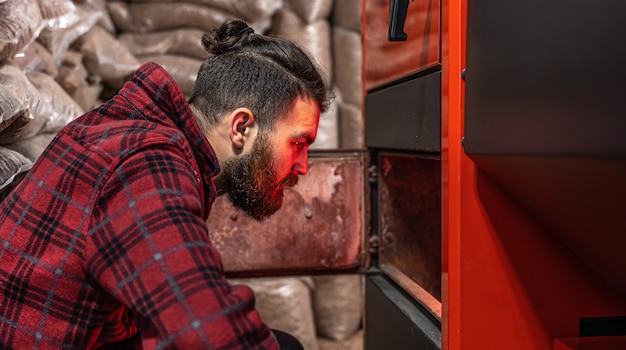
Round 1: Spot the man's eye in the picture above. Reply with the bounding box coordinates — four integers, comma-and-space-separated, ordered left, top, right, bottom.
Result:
294, 142, 305, 148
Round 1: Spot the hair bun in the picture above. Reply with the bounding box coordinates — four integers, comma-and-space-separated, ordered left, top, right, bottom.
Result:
202, 19, 253, 55
238, 27, 254, 36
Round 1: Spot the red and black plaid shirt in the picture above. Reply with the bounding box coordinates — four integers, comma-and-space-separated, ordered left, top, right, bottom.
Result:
0, 62, 278, 349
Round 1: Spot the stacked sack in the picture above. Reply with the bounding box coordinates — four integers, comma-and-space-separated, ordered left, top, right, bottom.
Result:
230, 275, 363, 350
0, 1, 364, 349
106, 0, 281, 97
330, 0, 363, 149
0, 0, 96, 200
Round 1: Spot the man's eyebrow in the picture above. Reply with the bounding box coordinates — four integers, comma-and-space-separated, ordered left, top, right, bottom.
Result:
292, 131, 315, 144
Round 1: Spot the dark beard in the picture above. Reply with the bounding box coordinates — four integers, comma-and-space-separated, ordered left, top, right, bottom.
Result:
218, 135, 297, 221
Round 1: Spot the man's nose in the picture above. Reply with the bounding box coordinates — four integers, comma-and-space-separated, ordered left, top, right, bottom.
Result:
293, 152, 308, 175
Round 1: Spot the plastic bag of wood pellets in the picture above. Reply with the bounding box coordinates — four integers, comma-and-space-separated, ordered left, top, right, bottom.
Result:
37, 0, 75, 22
312, 275, 363, 341
11, 85, 45, 141
56, 52, 102, 111
310, 90, 338, 150
317, 329, 363, 350
136, 54, 203, 96
0, 0, 45, 61
56, 50, 88, 93
0, 75, 29, 128
284, 0, 333, 23
269, 9, 332, 85
0, 146, 33, 202
6, 131, 56, 162
71, 84, 102, 112
123, 0, 283, 24
338, 101, 363, 149
332, 0, 362, 33
37, 4, 101, 66
0, 111, 33, 145
0, 87, 24, 132
8, 41, 58, 76
108, 1, 270, 34
230, 277, 319, 350
81, 0, 116, 33
27, 71, 84, 134
81, 26, 140, 88
0, 64, 39, 133
332, 27, 362, 108
118, 29, 208, 60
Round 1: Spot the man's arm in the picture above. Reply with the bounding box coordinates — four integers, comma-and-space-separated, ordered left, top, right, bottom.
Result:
85, 145, 278, 349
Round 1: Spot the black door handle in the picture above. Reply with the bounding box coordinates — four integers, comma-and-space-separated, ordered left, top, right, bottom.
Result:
388, 0, 411, 41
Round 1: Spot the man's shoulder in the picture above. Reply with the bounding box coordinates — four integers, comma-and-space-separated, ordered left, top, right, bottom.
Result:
65, 99, 188, 153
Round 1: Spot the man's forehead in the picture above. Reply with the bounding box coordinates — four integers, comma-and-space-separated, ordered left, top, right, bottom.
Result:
277, 98, 320, 134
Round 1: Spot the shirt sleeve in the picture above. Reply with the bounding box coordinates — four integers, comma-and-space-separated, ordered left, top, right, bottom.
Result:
85, 145, 279, 349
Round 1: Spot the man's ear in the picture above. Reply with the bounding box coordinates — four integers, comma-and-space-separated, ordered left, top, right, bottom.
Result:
229, 108, 255, 149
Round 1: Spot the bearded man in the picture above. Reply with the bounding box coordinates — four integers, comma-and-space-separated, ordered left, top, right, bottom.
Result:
0, 19, 329, 349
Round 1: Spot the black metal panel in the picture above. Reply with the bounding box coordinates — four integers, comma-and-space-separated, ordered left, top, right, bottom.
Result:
365, 275, 441, 350
365, 71, 441, 152
464, 0, 626, 156
463, 0, 626, 299
580, 317, 626, 337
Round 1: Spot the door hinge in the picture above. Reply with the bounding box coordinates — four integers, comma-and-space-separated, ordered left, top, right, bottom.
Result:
368, 165, 378, 184
369, 235, 380, 254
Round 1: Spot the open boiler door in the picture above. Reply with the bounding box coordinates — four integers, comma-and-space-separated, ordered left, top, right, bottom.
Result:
207, 150, 370, 277
207, 0, 444, 348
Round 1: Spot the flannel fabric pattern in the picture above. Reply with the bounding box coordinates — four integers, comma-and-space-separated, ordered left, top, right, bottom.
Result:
0, 62, 278, 349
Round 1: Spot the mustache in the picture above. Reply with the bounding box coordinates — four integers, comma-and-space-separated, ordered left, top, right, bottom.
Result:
279, 173, 299, 187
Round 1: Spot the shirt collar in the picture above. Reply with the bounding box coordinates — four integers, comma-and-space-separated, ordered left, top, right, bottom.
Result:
121, 62, 220, 209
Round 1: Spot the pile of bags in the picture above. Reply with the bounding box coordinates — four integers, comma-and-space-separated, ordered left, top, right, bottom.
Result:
231, 275, 363, 350
0, 0, 364, 348
0, 0, 94, 200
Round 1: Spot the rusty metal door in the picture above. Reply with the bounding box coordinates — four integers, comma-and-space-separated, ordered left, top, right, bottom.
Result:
207, 150, 370, 277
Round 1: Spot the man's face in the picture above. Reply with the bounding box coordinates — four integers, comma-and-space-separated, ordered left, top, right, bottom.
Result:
221, 97, 320, 220
220, 134, 292, 220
